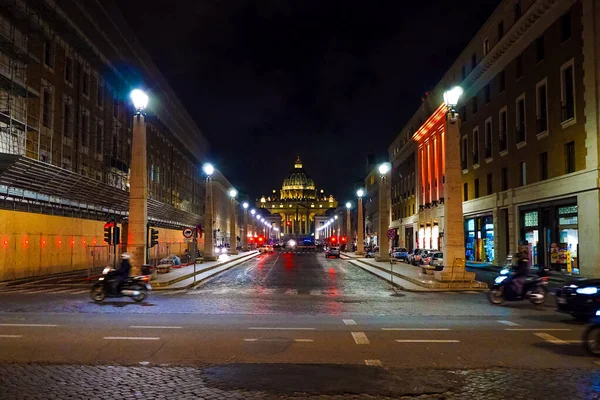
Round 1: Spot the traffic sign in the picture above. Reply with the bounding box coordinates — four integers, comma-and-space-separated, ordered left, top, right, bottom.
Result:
386, 229, 396, 239
183, 227, 194, 238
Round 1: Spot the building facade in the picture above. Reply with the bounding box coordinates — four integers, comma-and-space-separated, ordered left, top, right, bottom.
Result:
389, 0, 600, 275
0, 1, 215, 280
257, 157, 337, 236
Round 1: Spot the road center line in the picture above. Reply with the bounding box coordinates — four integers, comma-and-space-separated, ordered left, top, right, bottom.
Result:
129, 326, 182, 329
506, 328, 571, 331
395, 340, 460, 343
382, 328, 450, 331
351, 332, 370, 345
365, 359, 382, 366
0, 323, 58, 327
243, 338, 313, 342
103, 337, 160, 340
534, 333, 569, 345
0, 335, 22, 338
497, 320, 520, 326
343, 319, 357, 326
248, 327, 315, 330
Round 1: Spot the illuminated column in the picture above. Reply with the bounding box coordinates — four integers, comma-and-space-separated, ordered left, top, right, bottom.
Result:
434, 135, 440, 202
441, 128, 446, 201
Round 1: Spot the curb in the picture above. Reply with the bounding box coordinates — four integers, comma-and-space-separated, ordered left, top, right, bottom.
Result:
152, 252, 259, 290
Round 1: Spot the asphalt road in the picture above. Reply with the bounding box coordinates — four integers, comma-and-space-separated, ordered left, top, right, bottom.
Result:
0, 252, 598, 399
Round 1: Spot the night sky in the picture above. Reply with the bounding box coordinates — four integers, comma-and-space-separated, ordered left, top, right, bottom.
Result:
116, 0, 500, 202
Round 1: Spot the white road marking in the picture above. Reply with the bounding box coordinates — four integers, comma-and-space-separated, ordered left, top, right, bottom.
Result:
243, 338, 313, 342
351, 332, 370, 345
343, 319, 357, 326
382, 328, 450, 331
284, 289, 298, 295
139, 361, 150, 366
506, 328, 571, 331
103, 337, 160, 340
130, 326, 182, 329
395, 340, 460, 343
497, 320, 520, 326
0, 323, 57, 327
365, 359, 382, 366
0, 335, 22, 338
248, 327, 315, 330
534, 333, 569, 345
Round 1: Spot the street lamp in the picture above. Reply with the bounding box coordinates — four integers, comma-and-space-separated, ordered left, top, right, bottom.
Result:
356, 188, 365, 256
242, 202, 249, 251
229, 188, 238, 254
202, 163, 217, 260
442, 86, 467, 267
128, 89, 149, 275
345, 202, 352, 251
376, 162, 391, 262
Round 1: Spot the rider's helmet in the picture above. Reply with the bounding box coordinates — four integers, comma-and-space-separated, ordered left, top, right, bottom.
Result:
121, 252, 131, 260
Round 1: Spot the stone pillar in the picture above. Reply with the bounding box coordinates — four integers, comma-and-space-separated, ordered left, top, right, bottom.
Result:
203, 177, 217, 261
305, 212, 309, 235
229, 198, 238, 255
577, 190, 600, 276
376, 172, 390, 262
128, 114, 148, 276
356, 197, 365, 255
436, 115, 467, 280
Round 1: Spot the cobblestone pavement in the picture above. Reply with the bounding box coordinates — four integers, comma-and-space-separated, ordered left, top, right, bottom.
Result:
1, 363, 599, 399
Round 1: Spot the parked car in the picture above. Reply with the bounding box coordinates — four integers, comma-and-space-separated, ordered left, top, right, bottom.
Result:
555, 278, 600, 320
411, 249, 430, 265
259, 245, 274, 254
429, 252, 444, 270
408, 249, 421, 265
419, 250, 438, 265
392, 247, 409, 261
326, 247, 341, 258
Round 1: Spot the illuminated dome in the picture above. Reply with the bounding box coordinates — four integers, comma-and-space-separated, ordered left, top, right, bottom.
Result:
280, 156, 316, 200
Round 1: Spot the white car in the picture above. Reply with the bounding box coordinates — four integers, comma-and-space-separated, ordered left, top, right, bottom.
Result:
429, 252, 444, 268
259, 245, 274, 254
325, 247, 341, 258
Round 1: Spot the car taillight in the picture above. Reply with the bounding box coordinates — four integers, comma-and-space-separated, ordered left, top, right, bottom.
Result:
142, 275, 150, 282
541, 276, 548, 282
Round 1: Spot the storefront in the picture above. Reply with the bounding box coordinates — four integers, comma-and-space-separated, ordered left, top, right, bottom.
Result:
464, 215, 495, 263
417, 222, 439, 249
519, 198, 579, 273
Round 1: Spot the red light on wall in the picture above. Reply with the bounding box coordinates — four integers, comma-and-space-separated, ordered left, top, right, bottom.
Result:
24, 240, 29, 245
3, 240, 7, 245
42, 239, 46, 245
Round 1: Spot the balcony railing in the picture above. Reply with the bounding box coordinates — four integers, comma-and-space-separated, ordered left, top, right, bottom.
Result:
516, 126, 526, 143
561, 103, 574, 122
473, 151, 479, 165
485, 145, 492, 159
461, 159, 467, 170
499, 133, 507, 152
536, 114, 548, 133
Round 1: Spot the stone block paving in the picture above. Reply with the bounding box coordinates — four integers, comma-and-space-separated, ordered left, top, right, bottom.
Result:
0, 364, 599, 399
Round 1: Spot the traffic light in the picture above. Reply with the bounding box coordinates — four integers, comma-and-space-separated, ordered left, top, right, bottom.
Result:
258, 236, 264, 243
341, 236, 347, 243
113, 226, 121, 245
330, 236, 337, 243
103, 222, 114, 245
148, 227, 159, 248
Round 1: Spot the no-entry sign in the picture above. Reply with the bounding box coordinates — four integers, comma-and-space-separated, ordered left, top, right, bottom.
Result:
386, 229, 396, 239
182, 227, 194, 238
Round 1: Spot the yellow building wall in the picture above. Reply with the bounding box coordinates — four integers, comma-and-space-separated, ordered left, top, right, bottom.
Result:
0, 210, 198, 282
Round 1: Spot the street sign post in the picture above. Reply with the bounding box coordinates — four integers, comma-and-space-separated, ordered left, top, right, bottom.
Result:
183, 227, 194, 238
386, 229, 396, 239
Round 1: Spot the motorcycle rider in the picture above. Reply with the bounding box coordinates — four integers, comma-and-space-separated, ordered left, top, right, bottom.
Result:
506, 251, 530, 299
110, 253, 131, 295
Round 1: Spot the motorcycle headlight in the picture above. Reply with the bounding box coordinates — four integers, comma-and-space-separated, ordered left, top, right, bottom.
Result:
495, 276, 508, 284
576, 287, 598, 295
596, 310, 600, 316
500, 269, 510, 275
103, 267, 111, 274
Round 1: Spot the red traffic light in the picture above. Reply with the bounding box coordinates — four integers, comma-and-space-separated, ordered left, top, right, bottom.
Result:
286, 221, 292, 226
258, 236, 264, 242
341, 236, 347, 242
330, 236, 336, 243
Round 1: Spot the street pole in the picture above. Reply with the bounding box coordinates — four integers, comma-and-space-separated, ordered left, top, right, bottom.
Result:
229, 189, 238, 255
356, 190, 365, 256
203, 163, 217, 261
128, 89, 149, 276
376, 163, 391, 262
242, 203, 249, 251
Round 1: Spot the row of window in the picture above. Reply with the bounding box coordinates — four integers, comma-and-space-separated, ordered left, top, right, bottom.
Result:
460, 59, 575, 169
463, 141, 575, 201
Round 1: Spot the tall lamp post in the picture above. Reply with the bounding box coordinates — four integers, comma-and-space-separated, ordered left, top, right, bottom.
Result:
242, 202, 249, 251
250, 209, 256, 248
202, 163, 217, 261
345, 202, 351, 251
128, 89, 149, 275
355, 188, 365, 256
229, 188, 238, 254
334, 215, 339, 243
442, 86, 467, 267
376, 162, 391, 262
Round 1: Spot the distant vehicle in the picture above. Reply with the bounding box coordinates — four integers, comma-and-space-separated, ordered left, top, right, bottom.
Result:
259, 245, 274, 254
392, 247, 409, 261
325, 247, 341, 258
556, 278, 600, 321
429, 252, 444, 269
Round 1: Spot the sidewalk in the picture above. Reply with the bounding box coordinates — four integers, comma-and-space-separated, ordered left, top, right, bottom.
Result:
348, 258, 487, 292
152, 251, 259, 290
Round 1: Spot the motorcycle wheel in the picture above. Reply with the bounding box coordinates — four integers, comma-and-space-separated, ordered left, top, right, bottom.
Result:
90, 284, 105, 302
529, 286, 547, 305
583, 325, 600, 357
488, 288, 504, 305
131, 285, 147, 303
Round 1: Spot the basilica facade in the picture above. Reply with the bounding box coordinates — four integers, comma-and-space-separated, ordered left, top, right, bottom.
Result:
257, 157, 337, 236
